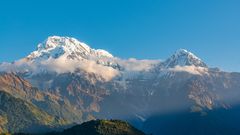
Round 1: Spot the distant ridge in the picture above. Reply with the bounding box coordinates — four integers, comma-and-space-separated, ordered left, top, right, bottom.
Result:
15, 120, 146, 135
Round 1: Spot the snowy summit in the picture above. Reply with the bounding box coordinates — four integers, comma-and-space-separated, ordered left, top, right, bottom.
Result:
26, 36, 113, 62
162, 49, 207, 68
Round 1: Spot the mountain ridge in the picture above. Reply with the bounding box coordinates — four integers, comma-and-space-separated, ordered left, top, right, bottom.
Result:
0, 36, 211, 78
0, 90, 68, 133
0, 36, 240, 135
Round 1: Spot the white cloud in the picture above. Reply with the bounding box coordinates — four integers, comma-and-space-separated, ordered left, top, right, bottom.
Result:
0, 57, 158, 82
41, 56, 119, 81
169, 65, 209, 75
118, 58, 160, 72
0, 56, 119, 81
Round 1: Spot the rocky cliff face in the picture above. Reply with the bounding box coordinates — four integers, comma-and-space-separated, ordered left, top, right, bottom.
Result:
1, 36, 240, 134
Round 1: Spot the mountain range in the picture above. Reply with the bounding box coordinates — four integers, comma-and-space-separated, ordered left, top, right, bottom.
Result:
1, 36, 240, 135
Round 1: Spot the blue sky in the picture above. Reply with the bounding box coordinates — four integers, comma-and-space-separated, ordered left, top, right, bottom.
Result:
0, 0, 239, 71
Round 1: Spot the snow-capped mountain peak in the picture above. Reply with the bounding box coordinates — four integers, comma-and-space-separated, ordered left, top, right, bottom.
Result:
162, 49, 207, 68
27, 36, 113, 62
0, 36, 118, 81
